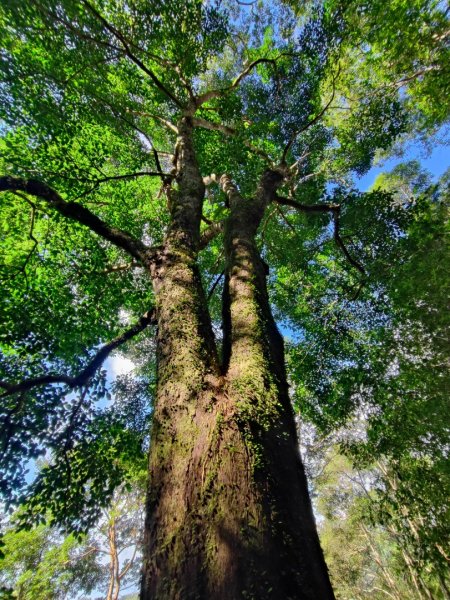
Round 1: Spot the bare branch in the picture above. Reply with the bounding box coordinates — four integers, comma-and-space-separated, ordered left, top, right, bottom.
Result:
75, 170, 174, 200
275, 195, 339, 213
0, 176, 150, 264
0, 310, 156, 398
118, 542, 140, 581
203, 173, 221, 186
219, 174, 243, 207
96, 261, 141, 275
289, 152, 311, 174
274, 203, 297, 236
207, 269, 225, 301
192, 116, 235, 136
127, 110, 179, 134
74, 170, 174, 199
91, 171, 173, 184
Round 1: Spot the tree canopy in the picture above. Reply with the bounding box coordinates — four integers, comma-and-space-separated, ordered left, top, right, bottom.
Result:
0, 0, 448, 596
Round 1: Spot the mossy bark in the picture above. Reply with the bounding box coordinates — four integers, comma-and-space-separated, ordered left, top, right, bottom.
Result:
140, 126, 334, 599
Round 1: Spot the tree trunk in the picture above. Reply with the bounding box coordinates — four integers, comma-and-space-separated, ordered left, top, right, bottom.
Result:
107, 518, 120, 600
140, 124, 333, 599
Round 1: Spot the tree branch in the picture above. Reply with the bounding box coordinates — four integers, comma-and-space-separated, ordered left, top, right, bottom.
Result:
192, 116, 235, 136
91, 171, 174, 184
96, 261, 141, 275
275, 195, 339, 213
75, 171, 174, 199
332, 210, 366, 276
11, 191, 39, 273
203, 174, 221, 186
199, 221, 224, 250
274, 195, 366, 275
81, 0, 183, 108
219, 174, 243, 207
281, 66, 340, 163
0, 176, 150, 264
207, 269, 225, 301
196, 57, 279, 106
192, 117, 272, 163
0, 310, 156, 398
127, 110, 179, 134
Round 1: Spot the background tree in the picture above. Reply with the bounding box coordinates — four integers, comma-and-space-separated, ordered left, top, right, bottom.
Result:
295, 163, 450, 599
0, 469, 145, 600
0, 521, 102, 599
0, 1, 448, 598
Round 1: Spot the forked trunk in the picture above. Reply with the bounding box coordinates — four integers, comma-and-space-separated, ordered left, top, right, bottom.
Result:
140, 122, 334, 599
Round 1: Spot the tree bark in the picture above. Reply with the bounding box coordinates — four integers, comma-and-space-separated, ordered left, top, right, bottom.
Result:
140, 124, 334, 599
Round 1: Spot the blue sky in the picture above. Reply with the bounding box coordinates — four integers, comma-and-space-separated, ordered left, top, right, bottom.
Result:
356, 132, 449, 191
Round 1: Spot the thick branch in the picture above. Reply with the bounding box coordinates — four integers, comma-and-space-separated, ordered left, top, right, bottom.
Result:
96, 261, 141, 275
199, 221, 224, 250
274, 195, 366, 275
203, 174, 221, 187
192, 116, 235, 136
219, 173, 243, 207
0, 310, 156, 398
0, 176, 150, 264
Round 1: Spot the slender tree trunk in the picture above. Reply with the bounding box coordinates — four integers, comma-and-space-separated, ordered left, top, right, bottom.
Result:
140, 125, 333, 599
438, 574, 450, 600
107, 519, 119, 600
360, 523, 402, 600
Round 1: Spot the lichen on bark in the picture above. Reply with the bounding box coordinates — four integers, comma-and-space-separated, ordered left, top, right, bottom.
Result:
140, 127, 334, 599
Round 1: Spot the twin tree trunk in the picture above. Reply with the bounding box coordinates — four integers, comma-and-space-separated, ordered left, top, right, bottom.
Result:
140, 119, 334, 599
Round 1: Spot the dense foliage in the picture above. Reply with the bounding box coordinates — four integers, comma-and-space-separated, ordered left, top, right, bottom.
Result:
0, 469, 145, 599
0, 0, 448, 594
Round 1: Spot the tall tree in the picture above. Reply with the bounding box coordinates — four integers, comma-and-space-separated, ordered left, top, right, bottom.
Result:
294, 164, 450, 598
0, 1, 448, 598
0, 472, 145, 600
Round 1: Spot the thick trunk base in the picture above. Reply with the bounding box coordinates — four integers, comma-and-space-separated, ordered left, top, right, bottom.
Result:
140, 380, 334, 600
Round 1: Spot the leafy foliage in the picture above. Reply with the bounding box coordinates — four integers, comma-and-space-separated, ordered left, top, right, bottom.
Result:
0, 523, 102, 599
0, 3, 448, 591
0, 471, 145, 599
290, 167, 450, 591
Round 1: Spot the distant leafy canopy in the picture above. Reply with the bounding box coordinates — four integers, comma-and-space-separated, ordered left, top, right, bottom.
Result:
285, 166, 449, 440
0, 523, 102, 599
0, 469, 145, 599
0, 0, 448, 532
284, 166, 450, 578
